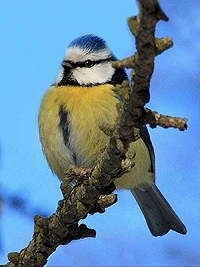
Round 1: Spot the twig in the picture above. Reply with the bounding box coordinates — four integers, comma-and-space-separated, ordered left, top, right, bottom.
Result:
143, 108, 188, 130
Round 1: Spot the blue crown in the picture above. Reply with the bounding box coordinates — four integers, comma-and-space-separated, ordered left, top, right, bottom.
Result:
68, 34, 107, 52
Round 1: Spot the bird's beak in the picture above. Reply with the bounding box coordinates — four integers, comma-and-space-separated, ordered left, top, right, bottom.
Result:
61, 60, 74, 69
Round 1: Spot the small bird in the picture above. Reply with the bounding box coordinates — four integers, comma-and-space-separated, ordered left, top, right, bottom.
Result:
39, 34, 187, 236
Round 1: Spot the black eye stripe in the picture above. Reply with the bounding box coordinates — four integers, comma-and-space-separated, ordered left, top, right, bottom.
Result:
63, 56, 114, 69
77, 60, 94, 68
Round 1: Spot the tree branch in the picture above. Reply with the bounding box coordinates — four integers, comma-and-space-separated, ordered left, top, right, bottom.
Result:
143, 108, 188, 130
4, 1, 188, 266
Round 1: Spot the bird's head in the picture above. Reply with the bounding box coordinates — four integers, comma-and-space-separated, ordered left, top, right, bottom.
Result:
56, 34, 127, 86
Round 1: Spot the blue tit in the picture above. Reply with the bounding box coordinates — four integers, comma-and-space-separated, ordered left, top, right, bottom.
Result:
39, 34, 187, 236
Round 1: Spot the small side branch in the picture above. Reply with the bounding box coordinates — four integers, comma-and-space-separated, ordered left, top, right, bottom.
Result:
143, 109, 188, 130
113, 15, 173, 69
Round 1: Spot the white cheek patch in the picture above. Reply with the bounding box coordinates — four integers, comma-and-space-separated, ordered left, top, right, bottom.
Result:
56, 46, 115, 85
72, 62, 115, 85
56, 67, 64, 84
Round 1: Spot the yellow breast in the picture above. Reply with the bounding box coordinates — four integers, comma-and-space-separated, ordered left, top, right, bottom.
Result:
39, 84, 119, 178
39, 83, 154, 188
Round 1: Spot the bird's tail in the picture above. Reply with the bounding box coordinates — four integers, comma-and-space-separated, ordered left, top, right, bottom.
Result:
131, 184, 187, 236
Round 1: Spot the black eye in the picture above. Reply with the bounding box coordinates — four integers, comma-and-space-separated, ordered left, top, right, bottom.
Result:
84, 60, 94, 68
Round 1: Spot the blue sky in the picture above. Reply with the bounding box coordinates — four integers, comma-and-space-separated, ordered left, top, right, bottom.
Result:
0, 0, 199, 266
